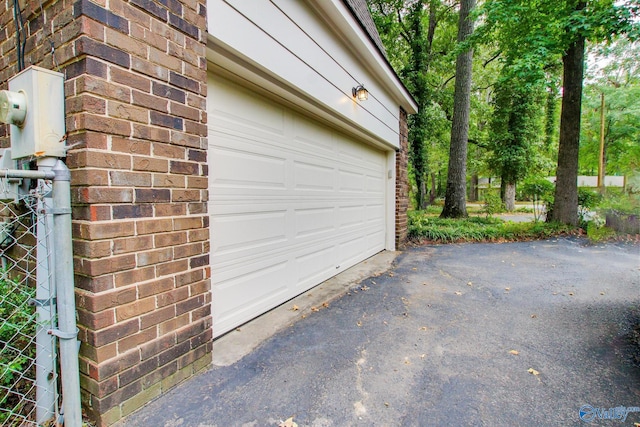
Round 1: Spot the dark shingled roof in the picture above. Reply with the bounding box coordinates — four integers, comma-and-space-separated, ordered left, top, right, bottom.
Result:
343, 0, 388, 59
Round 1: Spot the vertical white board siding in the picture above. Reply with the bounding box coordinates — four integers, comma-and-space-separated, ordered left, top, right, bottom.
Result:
209, 74, 389, 336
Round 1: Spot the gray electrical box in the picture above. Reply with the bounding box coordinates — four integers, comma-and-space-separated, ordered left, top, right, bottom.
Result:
6, 66, 66, 159
0, 148, 21, 200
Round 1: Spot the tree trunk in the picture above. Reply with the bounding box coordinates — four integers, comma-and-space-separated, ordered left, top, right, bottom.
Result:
429, 172, 437, 204
441, 0, 475, 219
504, 182, 516, 211
549, 4, 585, 226
408, 0, 429, 212
419, 177, 428, 209
469, 173, 478, 202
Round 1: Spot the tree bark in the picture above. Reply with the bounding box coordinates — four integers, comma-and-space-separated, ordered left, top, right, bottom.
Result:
408, 0, 429, 210
470, 173, 478, 202
504, 182, 516, 211
441, 0, 475, 218
430, 172, 437, 203
549, 4, 586, 226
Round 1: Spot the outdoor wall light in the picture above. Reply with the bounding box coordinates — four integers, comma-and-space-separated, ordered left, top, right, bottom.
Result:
352, 84, 368, 101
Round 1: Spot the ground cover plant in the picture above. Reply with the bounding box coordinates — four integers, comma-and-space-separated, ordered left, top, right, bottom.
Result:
408, 209, 573, 243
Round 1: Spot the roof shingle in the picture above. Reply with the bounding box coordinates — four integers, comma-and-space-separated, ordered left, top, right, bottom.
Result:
343, 0, 387, 59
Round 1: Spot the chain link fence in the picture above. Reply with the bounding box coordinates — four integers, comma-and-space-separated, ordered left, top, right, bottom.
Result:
0, 172, 59, 426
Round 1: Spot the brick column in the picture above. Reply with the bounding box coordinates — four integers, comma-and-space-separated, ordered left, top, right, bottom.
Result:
0, 1, 210, 425
395, 107, 409, 248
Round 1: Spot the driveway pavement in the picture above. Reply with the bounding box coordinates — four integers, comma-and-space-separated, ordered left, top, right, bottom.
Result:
122, 238, 640, 427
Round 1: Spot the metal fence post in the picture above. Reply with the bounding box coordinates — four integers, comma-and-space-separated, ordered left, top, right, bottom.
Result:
51, 160, 82, 427
35, 157, 57, 423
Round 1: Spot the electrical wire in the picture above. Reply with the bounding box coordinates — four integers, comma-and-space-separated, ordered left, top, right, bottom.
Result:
13, 0, 25, 71
37, 0, 60, 72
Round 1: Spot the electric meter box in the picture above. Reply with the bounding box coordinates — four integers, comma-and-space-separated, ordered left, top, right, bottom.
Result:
8, 66, 65, 160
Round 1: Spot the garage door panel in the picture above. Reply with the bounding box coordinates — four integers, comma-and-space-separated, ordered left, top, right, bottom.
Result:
366, 175, 385, 194
211, 145, 287, 190
211, 210, 288, 255
366, 203, 385, 223
293, 161, 336, 191
294, 207, 336, 238
338, 170, 365, 193
214, 260, 290, 332
338, 205, 365, 229
209, 75, 388, 337
294, 245, 337, 289
338, 235, 368, 267
293, 121, 336, 154
210, 80, 286, 138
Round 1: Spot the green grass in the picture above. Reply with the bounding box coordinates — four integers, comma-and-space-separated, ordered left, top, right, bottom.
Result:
407, 210, 574, 243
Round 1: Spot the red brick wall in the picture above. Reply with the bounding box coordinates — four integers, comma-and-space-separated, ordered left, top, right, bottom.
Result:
396, 107, 409, 248
0, 1, 210, 425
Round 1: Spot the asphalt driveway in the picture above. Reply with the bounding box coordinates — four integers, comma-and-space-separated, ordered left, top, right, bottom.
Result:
123, 237, 640, 426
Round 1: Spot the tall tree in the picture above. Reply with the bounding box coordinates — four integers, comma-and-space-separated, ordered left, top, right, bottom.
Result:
551, 3, 586, 225
407, 0, 430, 209
489, 78, 544, 211
441, 0, 476, 218
580, 39, 640, 178
477, 0, 639, 225
369, 0, 457, 209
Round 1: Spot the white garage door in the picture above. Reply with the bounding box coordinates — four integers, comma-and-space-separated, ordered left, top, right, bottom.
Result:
208, 74, 388, 337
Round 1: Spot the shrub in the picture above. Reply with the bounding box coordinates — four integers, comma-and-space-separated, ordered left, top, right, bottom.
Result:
407, 211, 572, 243
482, 190, 504, 218
521, 177, 555, 222
0, 272, 36, 422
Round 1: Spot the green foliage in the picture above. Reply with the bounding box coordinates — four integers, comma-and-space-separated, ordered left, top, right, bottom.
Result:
521, 177, 555, 221
407, 210, 572, 242
369, 0, 459, 209
482, 190, 504, 217
580, 39, 640, 177
488, 76, 546, 201
577, 188, 602, 226
597, 188, 640, 214
0, 272, 36, 422
586, 222, 617, 241
578, 188, 602, 210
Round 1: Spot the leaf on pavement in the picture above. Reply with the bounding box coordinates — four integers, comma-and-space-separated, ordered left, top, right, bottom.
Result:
279, 417, 298, 427
322, 302, 329, 308
419, 326, 428, 331
454, 291, 462, 296
311, 306, 319, 312
467, 281, 473, 286
290, 305, 299, 311
528, 368, 540, 376
505, 287, 511, 292
509, 350, 519, 356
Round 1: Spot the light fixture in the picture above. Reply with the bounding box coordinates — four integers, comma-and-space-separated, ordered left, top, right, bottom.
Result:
352, 84, 368, 101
